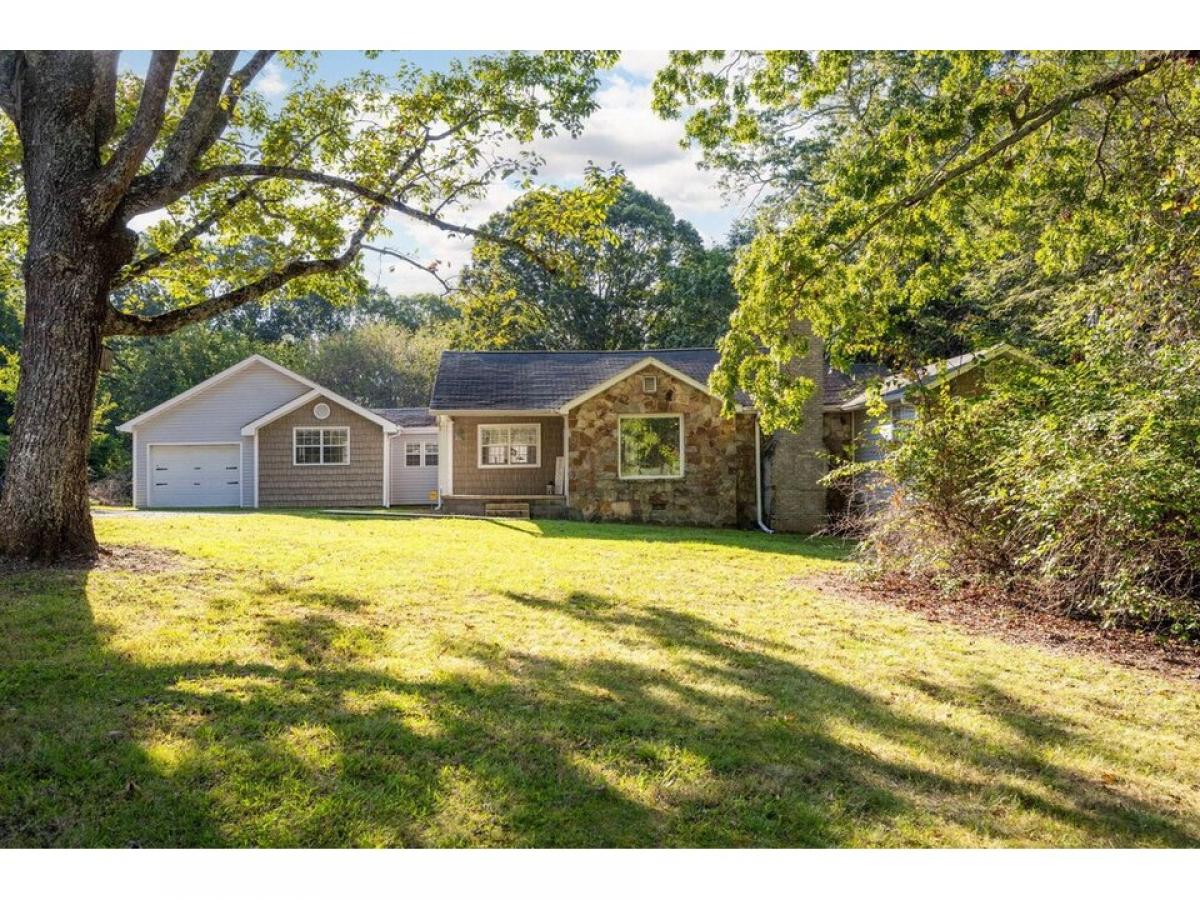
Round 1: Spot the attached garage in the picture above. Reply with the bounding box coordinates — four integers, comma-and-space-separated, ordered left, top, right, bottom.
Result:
119, 355, 411, 510
147, 443, 242, 508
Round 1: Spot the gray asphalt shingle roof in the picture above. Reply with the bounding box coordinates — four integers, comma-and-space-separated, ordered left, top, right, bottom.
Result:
429, 349, 748, 411
823, 362, 893, 406
372, 407, 436, 427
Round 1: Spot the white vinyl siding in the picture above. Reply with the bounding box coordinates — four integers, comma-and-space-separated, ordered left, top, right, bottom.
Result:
390, 429, 440, 504
130, 360, 310, 507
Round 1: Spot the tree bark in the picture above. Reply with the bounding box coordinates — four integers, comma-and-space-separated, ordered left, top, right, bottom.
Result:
0, 256, 111, 560
0, 52, 135, 561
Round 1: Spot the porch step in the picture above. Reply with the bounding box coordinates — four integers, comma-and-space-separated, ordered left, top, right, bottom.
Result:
485, 502, 530, 519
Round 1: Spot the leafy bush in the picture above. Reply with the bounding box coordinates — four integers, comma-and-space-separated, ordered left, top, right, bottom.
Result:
852, 347, 1200, 638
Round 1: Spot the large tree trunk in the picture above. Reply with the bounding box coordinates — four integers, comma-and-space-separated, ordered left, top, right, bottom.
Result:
0, 263, 110, 560
0, 52, 134, 561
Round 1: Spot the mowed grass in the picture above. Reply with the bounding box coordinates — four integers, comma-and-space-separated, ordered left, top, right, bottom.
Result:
2, 511, 1199, 848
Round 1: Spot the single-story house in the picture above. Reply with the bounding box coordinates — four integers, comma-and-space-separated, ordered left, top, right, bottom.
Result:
117, 341, 1031, 530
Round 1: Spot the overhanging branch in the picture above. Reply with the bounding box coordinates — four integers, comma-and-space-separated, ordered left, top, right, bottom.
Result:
165, 162, 554, 269
104, 197, 386, 338
807, 50, 1200, 289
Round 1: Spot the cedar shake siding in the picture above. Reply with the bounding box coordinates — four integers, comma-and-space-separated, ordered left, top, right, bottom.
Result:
257, 397, 385, 507
449, 414, 564, 496
567, 364, 758, 527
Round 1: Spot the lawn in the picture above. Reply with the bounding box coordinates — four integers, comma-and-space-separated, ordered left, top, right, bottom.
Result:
2, 511, 1198, 847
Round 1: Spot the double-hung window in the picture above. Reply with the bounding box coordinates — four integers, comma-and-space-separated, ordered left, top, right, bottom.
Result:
618, 414, 684, 479
478, 423, 540, 468
294, 427, 349, 465
404, 439, 439, 467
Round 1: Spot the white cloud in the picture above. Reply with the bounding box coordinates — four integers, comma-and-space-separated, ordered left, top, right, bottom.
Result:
527, 75, 732, 223
613, 50, 671, 82
257, 61, 288, 97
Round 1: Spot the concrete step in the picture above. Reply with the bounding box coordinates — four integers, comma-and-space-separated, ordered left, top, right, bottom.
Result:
485, 502, 531, 519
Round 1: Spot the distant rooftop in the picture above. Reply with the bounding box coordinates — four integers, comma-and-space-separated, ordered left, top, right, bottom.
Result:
372, 407, 436, 427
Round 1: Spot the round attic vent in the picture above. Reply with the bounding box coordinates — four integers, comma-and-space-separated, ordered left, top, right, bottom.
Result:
313, 402, 331, 420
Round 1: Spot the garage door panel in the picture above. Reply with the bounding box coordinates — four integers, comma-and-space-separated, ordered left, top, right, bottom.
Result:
149, 444, 241, 508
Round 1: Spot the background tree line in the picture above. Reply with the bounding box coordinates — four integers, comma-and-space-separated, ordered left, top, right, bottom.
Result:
0, 178, 741, 494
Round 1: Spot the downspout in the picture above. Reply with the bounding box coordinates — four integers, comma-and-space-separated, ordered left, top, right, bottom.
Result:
434, 415, 448, 510
755, 416, 774, 534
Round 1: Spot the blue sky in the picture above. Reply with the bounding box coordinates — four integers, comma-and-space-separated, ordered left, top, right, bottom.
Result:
123, 51, 740, 294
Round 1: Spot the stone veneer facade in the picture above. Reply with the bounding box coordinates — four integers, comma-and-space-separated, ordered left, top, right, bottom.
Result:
566, 364, 758, 527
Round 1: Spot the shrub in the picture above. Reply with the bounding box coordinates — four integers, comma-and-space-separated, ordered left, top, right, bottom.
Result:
850, 345, 1200, 638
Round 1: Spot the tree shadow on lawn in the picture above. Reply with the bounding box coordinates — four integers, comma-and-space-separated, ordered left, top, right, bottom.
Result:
0, 565, 1195, 847
268, 508, 855, 561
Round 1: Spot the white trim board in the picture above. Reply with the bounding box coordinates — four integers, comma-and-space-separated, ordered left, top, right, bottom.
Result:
240, 388, 399, 435
558, 357, 751, 413
118, 353, 400, 434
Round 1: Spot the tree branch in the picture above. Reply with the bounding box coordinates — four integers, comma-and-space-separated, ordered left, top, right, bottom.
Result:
154, 51, 239, 182
0, 51, 25, 127
113, 178, 267, 287
194, 51, 275, 160
807, 50, 1199, 291
167, 162, 554, 268
120, 51, 275, 219
91, 51, 119, 148
363, 244, 454, 294
90, 50, 179, 216
104, 199, 385, 338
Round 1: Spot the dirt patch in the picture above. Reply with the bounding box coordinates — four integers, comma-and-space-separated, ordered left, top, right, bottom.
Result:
796, 571, 1200, 683
0, 544, 186, 577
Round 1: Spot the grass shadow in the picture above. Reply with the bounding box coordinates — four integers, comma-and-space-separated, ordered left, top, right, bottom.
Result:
1, 554, 1196, 847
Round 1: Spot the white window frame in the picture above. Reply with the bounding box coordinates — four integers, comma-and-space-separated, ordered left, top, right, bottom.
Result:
423, 439, 439, 468
292, 426, 350, 466
403, 438, 439, 468
477, 422, 542, 469
618, 413, 685, 481
642, 374, 657, 394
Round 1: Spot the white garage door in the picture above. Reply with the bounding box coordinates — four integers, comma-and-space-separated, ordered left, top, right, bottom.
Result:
149, 444, 241, 508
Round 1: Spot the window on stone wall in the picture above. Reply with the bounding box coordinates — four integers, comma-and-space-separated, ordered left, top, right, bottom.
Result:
618, 414, 683, 479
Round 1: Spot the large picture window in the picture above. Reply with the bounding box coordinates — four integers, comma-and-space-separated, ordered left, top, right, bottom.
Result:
293, 427, 349, 465
619, 415, 684, 479
478, 423, 540, 468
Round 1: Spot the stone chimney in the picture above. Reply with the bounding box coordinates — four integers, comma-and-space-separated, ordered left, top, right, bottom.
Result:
762, 323, 827, 533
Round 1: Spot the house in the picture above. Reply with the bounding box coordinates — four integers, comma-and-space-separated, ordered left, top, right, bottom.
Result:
116, 341, 1030, 529
427, 349, 767, 527
819, 343, 1038, 510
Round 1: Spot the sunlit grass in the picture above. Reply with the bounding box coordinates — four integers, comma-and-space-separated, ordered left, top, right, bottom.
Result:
1, 511, 1198, 847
